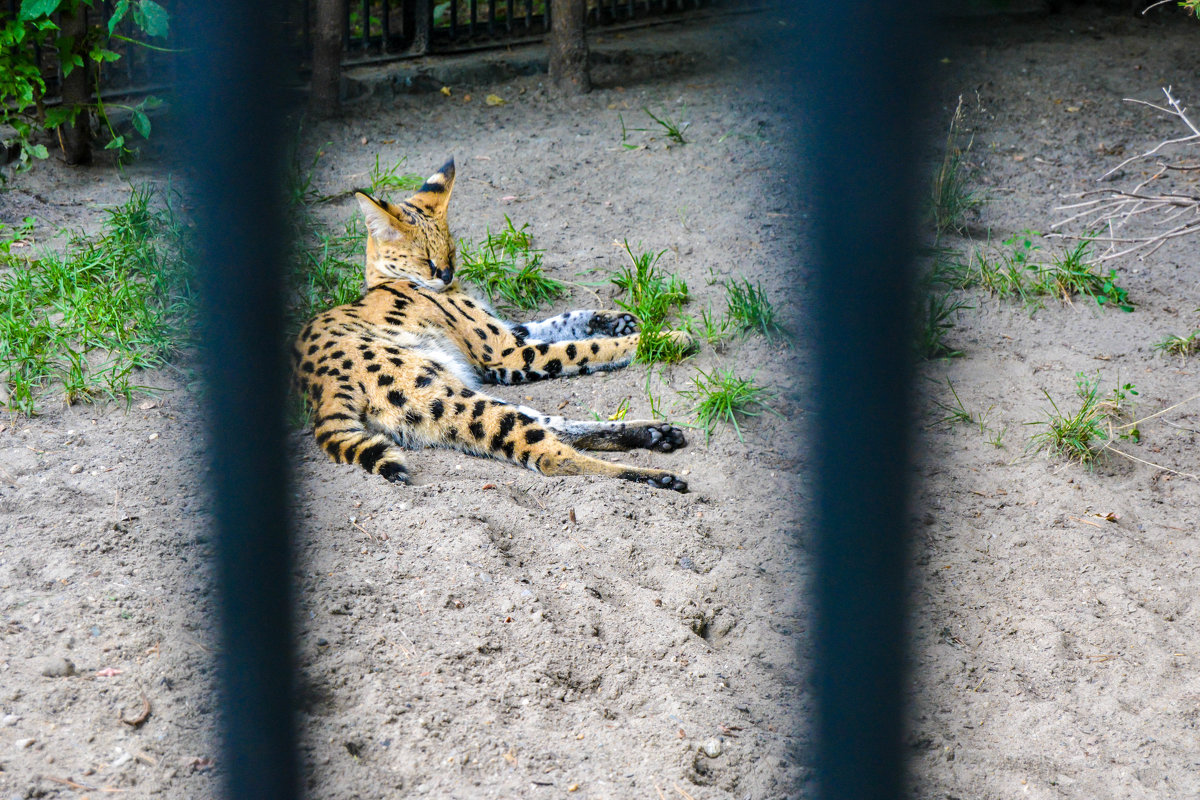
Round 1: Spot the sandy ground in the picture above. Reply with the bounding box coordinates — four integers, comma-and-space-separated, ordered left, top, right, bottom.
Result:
1, 6, 1198, 800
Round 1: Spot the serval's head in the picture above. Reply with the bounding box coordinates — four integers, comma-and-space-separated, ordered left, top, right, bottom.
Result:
355, 158, 457, 292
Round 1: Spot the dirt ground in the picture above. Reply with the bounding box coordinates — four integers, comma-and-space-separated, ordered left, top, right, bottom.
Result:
0, 6, 1197, 800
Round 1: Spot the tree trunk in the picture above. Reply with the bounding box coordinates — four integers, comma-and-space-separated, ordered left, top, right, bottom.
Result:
310, 0, 345, 116
59, 5, 91, 165
548, 0, 590, 95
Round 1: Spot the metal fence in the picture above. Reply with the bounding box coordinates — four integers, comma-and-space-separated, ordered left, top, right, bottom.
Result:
321, 0, 739, 63
7, 0, 747, 106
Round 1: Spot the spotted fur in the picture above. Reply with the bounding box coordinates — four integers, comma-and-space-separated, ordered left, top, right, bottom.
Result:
292, 158, 692, 492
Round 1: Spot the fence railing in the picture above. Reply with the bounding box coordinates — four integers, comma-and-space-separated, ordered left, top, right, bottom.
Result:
7, 0, 748, 107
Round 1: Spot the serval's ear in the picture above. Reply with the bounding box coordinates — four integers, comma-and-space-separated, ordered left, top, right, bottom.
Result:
407, 158, 455, 218
355, 191, 409, 241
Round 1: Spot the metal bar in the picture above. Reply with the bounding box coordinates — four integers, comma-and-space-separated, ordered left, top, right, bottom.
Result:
506, 0, 513, 33
450, 0, 457, 38
524, 0, 531, 31
796, 4, 935, 800
469, 0, 477, 37
382, 0, 390, 51
488, 0, 495, 36
342, 0, 352, 50
360, 0, 369, 51
175, 3, 299, 800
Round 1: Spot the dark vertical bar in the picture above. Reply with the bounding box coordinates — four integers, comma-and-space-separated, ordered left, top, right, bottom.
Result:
176, 3, 299, 800
360, 0, 369, 50
793, 5, 935, 800
506, 0, 513, 33
342, 0, 352, 50
303, 0, 312, 56
382, 0, 390, 51
469, 0, 477, 36
450, 0, 458, 39
523, 0, 531, 31
411, 0, 431, 54
487, 0, 494, 35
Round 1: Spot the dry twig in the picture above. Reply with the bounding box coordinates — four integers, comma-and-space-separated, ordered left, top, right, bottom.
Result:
1052, 87, 1200, 260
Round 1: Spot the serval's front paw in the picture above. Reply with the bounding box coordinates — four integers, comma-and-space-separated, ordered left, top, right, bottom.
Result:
641, 423, 687, 453
587, 311, 639, 337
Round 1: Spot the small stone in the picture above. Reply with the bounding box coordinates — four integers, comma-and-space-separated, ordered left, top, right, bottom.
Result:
39, 657, 76, 678
15, 737, 34, 749
700, 738, 722, 758
111, 751, 132, 768
1, 714, 18, 726
69, 464, 83, 474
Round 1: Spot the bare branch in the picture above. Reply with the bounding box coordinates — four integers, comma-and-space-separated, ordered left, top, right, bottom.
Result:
1053, 87, 1200, 260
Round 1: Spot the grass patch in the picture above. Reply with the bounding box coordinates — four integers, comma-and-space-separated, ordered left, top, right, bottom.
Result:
724, 278, 783, 339
367, 154, 425, 196
1154, 330, 1200, 360
680, 367, 775, 442
930, 97, 979, 236
458, 217, 565, 312
918, 291, 969, 359
959, 232, 1133, 313
0, 185, 193, 414
1027, 372, 1138, 465
610, 241, 691, 364
641, 106, 689, 145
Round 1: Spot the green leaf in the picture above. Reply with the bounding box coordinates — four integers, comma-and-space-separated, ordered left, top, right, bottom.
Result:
89, 47, 121, 63
104, 135, 125, 151
109, 0, 130, 35
18, 0, 61, 20
131, 110, 150, 138
132, 0, 169, 38
43, 105, 80, 128
28, 143, 48, 159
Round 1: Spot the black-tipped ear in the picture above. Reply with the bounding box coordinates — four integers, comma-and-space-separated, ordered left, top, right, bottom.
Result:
355, 191, 406, 240
410, 158, 456, 216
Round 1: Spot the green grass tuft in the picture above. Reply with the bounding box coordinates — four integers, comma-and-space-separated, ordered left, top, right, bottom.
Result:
679, 368, 775, 442
724, 278, 782, 339
610, 241, 691, 364
458, 217, 565, 312
1027, 372, 1138, 466
930, 97, 980, 236
1153, 330, 1200, 360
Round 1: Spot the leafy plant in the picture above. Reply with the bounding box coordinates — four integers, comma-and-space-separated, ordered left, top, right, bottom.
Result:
458, 217, 565, 311
680, 368, 775, 442
1, 0, 171, 167
724, 278, 783, 339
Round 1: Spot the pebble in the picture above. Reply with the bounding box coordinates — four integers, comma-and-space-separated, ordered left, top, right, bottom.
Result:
39, 657, 76, 678
69, 464, 83, 474
678, 556, 695, 571
15, 737, 34, 749
700, 738, 722, 758
1, 714, 18, 726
